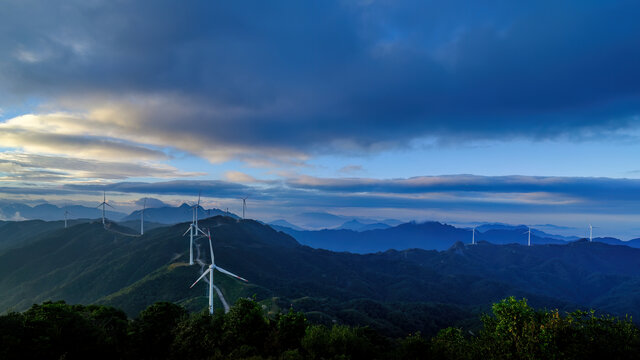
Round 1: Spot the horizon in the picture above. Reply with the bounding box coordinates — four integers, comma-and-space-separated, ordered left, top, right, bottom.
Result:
1, 1, 640, 239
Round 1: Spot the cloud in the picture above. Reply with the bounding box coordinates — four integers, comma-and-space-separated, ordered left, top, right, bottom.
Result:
64, 180, 253, 199
0, 152, 200, 182
224, 171, 258, 183
284, 174, 640, 204
0, 0, 638, 165
0, 174, 620, 216
338, 165, 364, 175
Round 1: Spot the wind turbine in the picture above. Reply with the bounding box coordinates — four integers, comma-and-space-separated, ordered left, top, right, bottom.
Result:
190, 229, 248, 314
140, 199, 146, 235
64, 206, 70, 229
182, 193, 207, 265
96, 191, 113, 225
523, 226, 532, 247
589, 224, 599, 242
241, 197, 248, 219
471, 226, 476, 245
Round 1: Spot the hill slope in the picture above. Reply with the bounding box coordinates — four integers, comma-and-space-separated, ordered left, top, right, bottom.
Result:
3, 218, 640, 336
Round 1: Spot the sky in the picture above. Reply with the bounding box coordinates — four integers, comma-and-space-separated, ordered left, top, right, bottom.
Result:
1, 0, 640, 238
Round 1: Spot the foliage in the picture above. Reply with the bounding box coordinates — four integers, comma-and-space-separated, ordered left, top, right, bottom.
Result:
2, 297, 640, 359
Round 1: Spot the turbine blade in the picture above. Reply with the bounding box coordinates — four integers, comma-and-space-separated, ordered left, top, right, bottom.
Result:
207, 230, 214, 265
190, 268, 211, 288
106, 203, 114, 208
215, 266, 248, 282
182, 227, 191, 236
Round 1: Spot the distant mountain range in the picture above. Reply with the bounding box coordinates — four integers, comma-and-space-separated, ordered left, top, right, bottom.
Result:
0, 203, 126, 221
273, 221, 640, 253
278, 212, 402, 230
3, 217, 640, 337
0, 202, 239, 225
122, 204, 239, 224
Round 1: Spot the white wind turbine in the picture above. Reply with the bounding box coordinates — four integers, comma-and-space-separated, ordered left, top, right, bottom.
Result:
182, 192, 206, 265
190, 229, 248, 315
471, 226, 476, 245
523, 226, 532, 247
589, 224, 599, 242
64, 206, 70, 229
140, 199, 146, 235
96, 191, 113, 225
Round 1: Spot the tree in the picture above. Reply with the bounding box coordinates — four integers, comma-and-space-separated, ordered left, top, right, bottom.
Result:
129, 302, 187, 360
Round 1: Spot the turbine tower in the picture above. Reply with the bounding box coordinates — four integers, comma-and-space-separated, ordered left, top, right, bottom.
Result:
190, 229, 248, 314
64, 206, 70, 229
182, 193, 206, 265
471, 226, 476, 245
589, 224, 595, 242
523, 226, 532, 247
140, 199, 146, 235
242, 197, 248, 219
97, 191, 113, 225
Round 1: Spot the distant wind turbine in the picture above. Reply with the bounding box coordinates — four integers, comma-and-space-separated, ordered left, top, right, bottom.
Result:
589, 224, 599, 242
190, 229, 248, 314
242, 197, 248, 219
523, 226, 532, 247
182, 192, 207, 265
140, 199, 146, 235
64, 206, 70, 229
471, 226, 476, 245
96, 191, 113, 226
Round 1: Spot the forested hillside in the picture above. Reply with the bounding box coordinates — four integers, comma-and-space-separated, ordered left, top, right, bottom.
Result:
3, 217, 640, 338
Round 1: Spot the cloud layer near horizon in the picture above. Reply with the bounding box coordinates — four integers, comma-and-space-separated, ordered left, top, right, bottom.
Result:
0, 174, 637, 216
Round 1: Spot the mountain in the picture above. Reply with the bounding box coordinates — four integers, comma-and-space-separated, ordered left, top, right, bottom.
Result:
475, 223, 579, 241
293, 212, 347, 229
277, 221, 577, 253
287, 212, 401, 230
337, 219, 391, 231
121, 204, 239, 224
592, 237, 640, 248
5, 218, 640, 337
0, 219, 88, 251
268, 219, 305, 231
0, 202, 126, 221
0, 217, 564, 336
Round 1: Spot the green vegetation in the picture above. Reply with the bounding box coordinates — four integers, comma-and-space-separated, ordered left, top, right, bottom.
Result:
4, 216, 640, 341
1, 297, 638, 359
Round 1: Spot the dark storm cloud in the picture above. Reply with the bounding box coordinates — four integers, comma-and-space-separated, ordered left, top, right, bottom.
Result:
1, 0, 640, 155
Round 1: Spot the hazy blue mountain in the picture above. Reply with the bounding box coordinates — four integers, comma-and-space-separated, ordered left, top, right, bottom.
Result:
276, 221, 579, 253
337, 219, 391, 231
292, 212, 347, 229
0, 202, 126, 221
121, 204, 239, 224
279, 221, 470, 252
268, 219, 305, 231
475, 223, 579, 241
592, 237, 640, 248
287, 211, 402, 230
